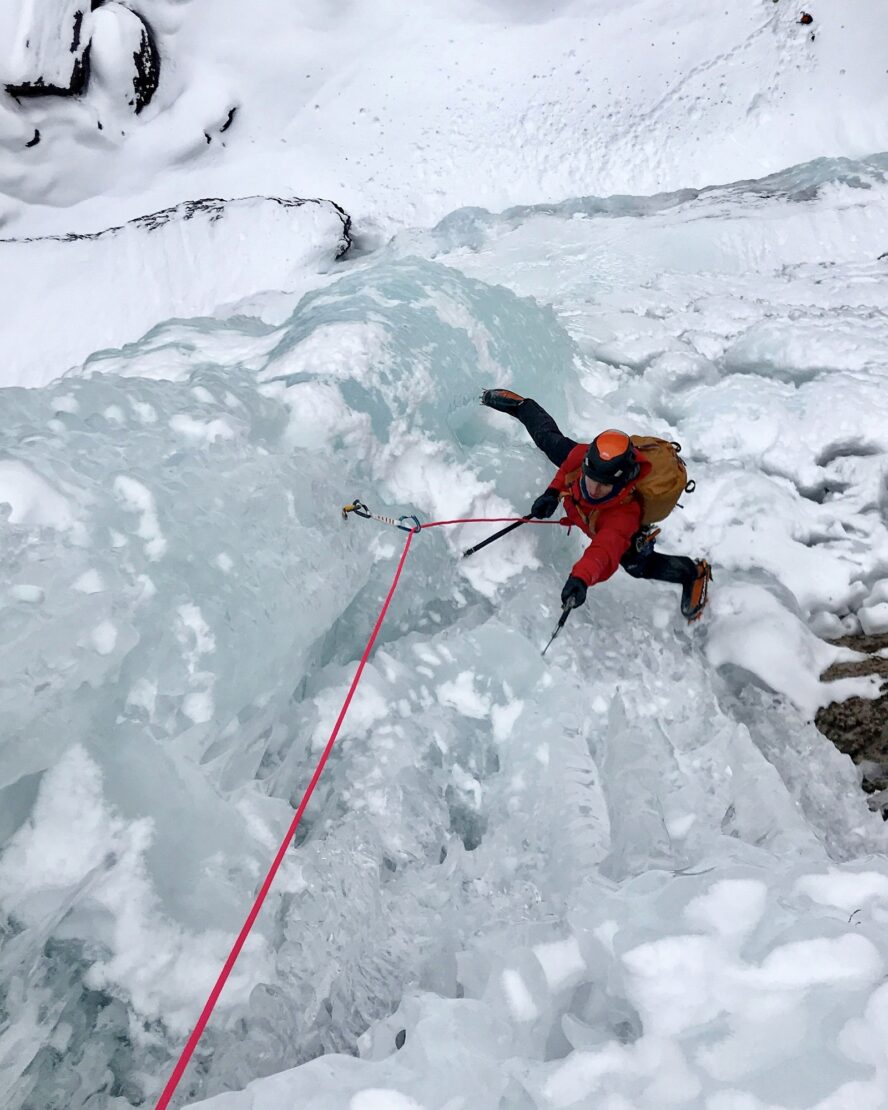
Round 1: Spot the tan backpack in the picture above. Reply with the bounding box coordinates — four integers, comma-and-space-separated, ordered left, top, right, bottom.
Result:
630, 436, 692, 525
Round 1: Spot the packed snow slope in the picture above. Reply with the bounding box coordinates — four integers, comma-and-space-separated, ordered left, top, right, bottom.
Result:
2, 0, 888, 237
2, 2, 888, 1110
0, 196, 351, 388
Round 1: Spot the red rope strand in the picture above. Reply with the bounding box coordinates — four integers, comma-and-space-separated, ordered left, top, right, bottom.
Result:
155, 529, 418, 1109
421, 515, 568, 529
155, 511, 558, 1108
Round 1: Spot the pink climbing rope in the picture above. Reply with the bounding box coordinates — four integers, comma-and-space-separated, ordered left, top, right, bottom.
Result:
422, 515, 569, 529
155, 529, 419, 1109
155, 513, 563, 1109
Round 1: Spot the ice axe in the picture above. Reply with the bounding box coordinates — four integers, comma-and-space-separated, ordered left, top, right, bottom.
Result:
461, 515, 531, 559
542, 597, 575, 656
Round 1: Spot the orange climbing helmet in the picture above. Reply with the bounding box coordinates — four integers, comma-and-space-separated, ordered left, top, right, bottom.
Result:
583, 429, 639, 485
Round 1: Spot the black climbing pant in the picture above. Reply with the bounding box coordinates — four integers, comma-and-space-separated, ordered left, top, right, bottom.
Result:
513, 398, 577, 468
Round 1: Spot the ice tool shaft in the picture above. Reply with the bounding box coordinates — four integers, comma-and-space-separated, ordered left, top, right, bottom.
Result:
542, 599, 575, 656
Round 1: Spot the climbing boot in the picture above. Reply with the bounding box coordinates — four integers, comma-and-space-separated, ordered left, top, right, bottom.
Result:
681, 560, 712, 622
480, 388, 526, 413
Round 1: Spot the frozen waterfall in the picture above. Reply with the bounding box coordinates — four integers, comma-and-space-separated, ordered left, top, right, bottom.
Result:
2, 156, 888, 1110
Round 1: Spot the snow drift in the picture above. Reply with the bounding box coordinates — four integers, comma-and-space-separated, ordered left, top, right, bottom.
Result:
0, 195, 350, 388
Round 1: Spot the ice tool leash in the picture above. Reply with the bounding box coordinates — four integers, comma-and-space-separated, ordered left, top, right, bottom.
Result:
155, 500, 568, 1109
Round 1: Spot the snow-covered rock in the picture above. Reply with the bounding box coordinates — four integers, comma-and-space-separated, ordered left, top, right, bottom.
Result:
0, 194, 351, 387
3, 1, 159, 112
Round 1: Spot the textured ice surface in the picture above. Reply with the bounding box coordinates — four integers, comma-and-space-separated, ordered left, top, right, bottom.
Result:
0, 254, 582, 1107
2, 159, 888, 1109
187, 857, 888, 1110
399, 153, 888, 691
186, 162, 888, 1107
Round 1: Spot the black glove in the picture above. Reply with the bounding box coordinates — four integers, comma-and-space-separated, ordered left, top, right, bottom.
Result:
531, 488, 560, 519
561, 575, 588, 609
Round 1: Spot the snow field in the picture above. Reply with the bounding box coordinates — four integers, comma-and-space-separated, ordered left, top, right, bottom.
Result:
4, 1, 888, 239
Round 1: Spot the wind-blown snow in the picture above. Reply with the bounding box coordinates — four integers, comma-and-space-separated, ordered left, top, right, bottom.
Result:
2, 2, 888, 1110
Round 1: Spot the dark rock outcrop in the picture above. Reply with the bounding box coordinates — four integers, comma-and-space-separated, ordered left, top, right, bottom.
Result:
0, 195, 353, 259
130, 16, 160, 114
6, 46, 91, 100
5, 2, 160, 114
817, 631, 888, 811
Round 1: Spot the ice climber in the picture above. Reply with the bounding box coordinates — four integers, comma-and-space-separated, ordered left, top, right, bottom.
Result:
481, 389, 712, 621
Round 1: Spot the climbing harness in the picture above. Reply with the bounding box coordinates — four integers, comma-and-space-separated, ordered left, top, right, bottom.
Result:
634, 525, 661, 556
